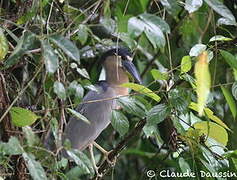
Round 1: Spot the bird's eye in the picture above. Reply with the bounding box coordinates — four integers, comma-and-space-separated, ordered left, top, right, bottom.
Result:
121, 56, 126, 60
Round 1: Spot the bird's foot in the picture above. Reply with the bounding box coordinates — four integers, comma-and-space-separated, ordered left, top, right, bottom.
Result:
94, 166, 102, 178
92, 142, 117, 166
102, 150, 117, 167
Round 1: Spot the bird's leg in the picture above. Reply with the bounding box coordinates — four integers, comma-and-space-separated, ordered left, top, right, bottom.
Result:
92, 142, 116, 166
88, 144, 102, 177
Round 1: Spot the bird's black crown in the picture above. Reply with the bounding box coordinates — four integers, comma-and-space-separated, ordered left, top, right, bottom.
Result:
100, 47, 132, 62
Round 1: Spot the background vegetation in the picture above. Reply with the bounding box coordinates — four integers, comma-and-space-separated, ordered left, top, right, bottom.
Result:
0, 0, 237, 179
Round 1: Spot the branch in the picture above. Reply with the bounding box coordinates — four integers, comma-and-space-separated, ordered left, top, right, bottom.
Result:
93, 118, 147, 179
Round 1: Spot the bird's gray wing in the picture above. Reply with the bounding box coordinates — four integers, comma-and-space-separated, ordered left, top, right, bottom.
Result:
63, 85, 116, 150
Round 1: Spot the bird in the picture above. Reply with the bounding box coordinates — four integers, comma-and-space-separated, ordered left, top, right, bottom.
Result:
45, 47, 141, 174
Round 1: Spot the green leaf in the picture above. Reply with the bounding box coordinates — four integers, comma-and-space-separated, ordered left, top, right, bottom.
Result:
0, 28, 9, 61
181, 56, 192, 73
0, 137, 24, 155
49, 35, 80, 62
17, 10, 36, 25
232, 82, 237, 100
143, 124, 158, 137
128, 16, 145, 38
189, 44, 207, 57
220, 50, 237, 69
68, 80, 84, 98
67, 108, 90, 124
77, 25, 89, 45
169, 89, 189, 113
111, 110, 129, 136
179, 157, 191, 173
189, 102, 231, 129
204, 108, 231, 131
139, 13, 170, 33
76, 68, 90, 79
221, 86, 237, 119
147, 104, 171, 125
23, 127, 39, 146
117, 97, 146, 117
23, 153, 47, 180
128, 13, 169, 49
4, 32, 38, 69
66, 149, 94, 175
209, 35, 232, 42
217, 17, 237, 26
10, 107, 40, 127
204, 0, 236, 26
121, 83, 161, 102
160, 0, 181, 17
150, 69, 169, 80
184, 0, 203, 13
41, 40, 59, 74
53, 81, 66, 100
193, 121, 228, 146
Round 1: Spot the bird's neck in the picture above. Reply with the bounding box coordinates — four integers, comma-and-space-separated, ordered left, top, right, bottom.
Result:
105, 66, 129, 96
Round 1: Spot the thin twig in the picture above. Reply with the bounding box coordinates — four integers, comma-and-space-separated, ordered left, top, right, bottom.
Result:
0, 65, 43, 123
93, 119, 147, 179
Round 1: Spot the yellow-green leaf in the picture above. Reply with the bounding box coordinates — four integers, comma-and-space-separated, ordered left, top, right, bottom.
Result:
204, 108, 231, 131
151, 69, 169, 80
121, 83, 161, 102
193, 121, 228, 146
194, 51, 211, 116
189, 102, 230, 131
10, 107, 40, 127
0, 28, 9, 61
181, 56, 192, 73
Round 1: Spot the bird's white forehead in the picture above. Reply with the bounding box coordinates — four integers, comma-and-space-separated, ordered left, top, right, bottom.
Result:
126, 55, 133, 61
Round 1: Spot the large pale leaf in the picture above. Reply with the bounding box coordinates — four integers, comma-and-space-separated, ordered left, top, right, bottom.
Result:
0, 28, 9, 61
41, 40, 59, 74
68, 80, 84, 98
49, 35, 80, 62
139, 13, 170, 33
76, 68, 90, 79
77, 24, 89, 45
23, 153, 47, 180
204, 0, 236, 26
121, 83, 161, 102
111, 110, 129, 136
10, 107, 40, 127
160, 0, 181, 17
23, 127, 39, 146
189, 44, 207, 57
53, 81, 66, 100
232, 82, 237, 100
128, 13, 169, 48
185, 0, 203, 13
0, 137, 24, 155
193, 121, 228, 146
66, 149, 94, 175
194, 51, 211, 116
4, 32, 38, 69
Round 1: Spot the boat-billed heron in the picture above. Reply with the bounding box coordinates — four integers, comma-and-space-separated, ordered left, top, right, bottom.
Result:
47, 47, 141, 173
